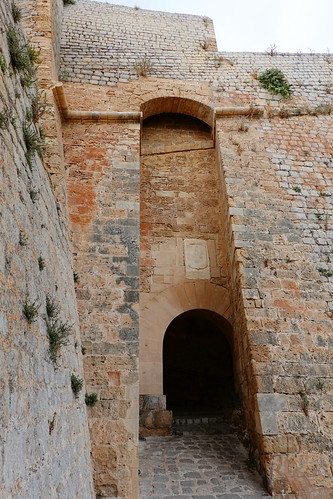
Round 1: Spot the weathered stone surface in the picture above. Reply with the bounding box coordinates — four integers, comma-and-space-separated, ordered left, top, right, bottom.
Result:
0, 0, 94, 497
139, 394, 167, 411
1, 0, 332, 497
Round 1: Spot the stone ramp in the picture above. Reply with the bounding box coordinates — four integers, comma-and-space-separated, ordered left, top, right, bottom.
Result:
139, 427, 271, 498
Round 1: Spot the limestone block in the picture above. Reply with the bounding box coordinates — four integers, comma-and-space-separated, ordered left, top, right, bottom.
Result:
256, 393, 287, 435
257, 393, 287, 412
154, 410, 173, 428
184, 239, 210, 280
139, 394, 166, 411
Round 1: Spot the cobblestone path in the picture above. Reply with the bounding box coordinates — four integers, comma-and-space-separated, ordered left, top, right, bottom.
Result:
139, 425, 271, 499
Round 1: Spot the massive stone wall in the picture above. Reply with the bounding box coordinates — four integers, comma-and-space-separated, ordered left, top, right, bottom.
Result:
64, 117, 141, 498
59, 2, 333, 495
0, 1, 94, 497
58, 1, 333, 495
216, 112, 333, 496
1, 0, 332, 497
60, 0, 332, 110
60, 0, 217, 85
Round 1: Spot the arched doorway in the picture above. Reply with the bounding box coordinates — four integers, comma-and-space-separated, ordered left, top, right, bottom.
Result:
163, 309, 238, 416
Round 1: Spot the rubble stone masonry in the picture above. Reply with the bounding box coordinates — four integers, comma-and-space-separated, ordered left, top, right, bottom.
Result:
0, 0, 332, 497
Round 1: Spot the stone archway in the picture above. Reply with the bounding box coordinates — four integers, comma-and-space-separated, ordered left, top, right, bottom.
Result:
140, 282, 233, 396
140, 95, 215, 128
163, 309, 238, 416
139, 100, 235, 435
139, 282, 234, 436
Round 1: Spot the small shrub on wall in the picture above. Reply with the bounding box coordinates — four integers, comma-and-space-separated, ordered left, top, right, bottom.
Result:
258, 68, 293, 98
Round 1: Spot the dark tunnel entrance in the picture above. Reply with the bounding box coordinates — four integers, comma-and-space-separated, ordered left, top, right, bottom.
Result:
163, 309, 239, 416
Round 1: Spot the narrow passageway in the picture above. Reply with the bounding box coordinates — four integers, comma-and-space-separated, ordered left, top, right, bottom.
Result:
139, 422, 271, 498
163, 309, 238, 416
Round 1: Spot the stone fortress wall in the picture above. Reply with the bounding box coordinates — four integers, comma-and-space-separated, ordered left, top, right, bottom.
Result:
0, 0, 332, 497
59, 2, 333, 497
0, 0, 94, 497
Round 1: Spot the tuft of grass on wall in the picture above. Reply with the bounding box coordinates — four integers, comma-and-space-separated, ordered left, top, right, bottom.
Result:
23, 298, 39, 324
71, 374, 83, 397
47, 318, 71, 363
12, 3, 22, 23
134, 57, 154, 77
7, 27, 40, 87
30, 90, 51, 123
38, 256, 45, 270
46, 295, 59, 319
0, 109, 11, 129
0, 52, 7, 73
22, 121, 43, 166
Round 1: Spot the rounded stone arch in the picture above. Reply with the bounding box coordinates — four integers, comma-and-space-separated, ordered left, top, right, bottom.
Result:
163, 308, 237, 412
140, 95, 215, 129
139, 281, 233, 395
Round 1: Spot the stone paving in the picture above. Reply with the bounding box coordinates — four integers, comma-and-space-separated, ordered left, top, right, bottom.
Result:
139, 423, 271, 499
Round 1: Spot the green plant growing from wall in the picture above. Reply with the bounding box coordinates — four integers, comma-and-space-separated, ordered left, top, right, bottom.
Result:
73, 272, 79, 283
0, 109, 11, 129
22, 121, 43, 166
292, 186, 301, 193
85, 393, 98, 406
71, 374, 83, 397
0, 52, 7, 73
7, 27, 40, 87
63, 0, 76, 4
47, 317, 72, 363
29, 189, 38, 203
19, 230, 28, 246
20, 72, 35, 88
318, 267, 333, 278
7, 28, 40, 73
12, 3, 22, 23
23, 298, 39, 324
30, 90, 51, 123
258, 68, 293, 98
38, 256, 45, 270
316, 380, 324, 390
46, 295, 59, 319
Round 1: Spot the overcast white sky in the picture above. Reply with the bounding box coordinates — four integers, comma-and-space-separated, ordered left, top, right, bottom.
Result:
94, 0, 332, 53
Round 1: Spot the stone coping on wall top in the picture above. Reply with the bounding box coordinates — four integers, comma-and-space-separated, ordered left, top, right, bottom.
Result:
53, 83, 142, 121
52, 83, 264, 124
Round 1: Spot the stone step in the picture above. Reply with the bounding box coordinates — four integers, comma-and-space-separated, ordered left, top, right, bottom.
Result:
173, 415, 225, 425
